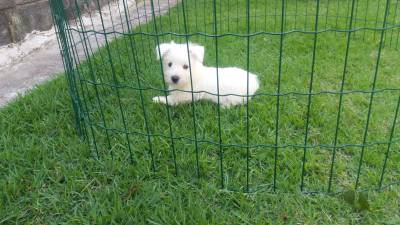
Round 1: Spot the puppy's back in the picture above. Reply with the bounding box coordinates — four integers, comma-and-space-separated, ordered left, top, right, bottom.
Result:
217, 67, 259, 95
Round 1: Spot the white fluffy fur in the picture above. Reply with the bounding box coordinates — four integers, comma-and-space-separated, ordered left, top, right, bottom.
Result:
153, 41, 260, 108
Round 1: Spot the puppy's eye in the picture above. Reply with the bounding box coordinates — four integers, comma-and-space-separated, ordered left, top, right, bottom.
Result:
168, 62, 172, 67
183, 65, 189, 70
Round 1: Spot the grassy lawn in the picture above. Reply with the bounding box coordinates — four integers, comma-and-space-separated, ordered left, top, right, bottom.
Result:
1, 0, 400, 223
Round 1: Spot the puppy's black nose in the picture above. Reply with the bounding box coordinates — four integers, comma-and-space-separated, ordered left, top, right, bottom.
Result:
171, 75, 180, 83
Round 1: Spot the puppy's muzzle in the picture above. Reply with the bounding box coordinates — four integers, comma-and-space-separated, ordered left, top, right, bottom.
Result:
171, 75, 180, 84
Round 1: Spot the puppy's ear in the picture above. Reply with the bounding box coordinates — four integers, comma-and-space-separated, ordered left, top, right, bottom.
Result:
156, 41, 175, 60
189, 44, 205, 63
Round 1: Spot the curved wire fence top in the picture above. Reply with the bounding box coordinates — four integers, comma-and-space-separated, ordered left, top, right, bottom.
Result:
50, 0, 400, 194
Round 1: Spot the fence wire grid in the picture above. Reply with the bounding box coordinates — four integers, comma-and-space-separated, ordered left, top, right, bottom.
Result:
49, 0, 400, 193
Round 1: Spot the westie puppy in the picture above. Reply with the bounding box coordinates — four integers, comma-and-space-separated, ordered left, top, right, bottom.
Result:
152, 41, 260, 108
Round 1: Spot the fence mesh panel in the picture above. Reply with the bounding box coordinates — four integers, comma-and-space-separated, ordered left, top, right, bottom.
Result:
49, 0, 400, 193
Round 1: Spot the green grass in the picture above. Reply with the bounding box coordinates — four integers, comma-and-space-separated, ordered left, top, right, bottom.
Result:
1, 0, 400, 223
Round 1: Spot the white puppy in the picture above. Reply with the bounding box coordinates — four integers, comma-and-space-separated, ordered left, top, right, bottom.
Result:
152, 41, 260, 108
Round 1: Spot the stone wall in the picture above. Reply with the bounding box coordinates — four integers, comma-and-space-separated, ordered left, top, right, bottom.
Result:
0, 0, 111, 45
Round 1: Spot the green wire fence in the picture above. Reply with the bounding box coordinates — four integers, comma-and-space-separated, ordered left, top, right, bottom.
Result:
49, 0, 400, 193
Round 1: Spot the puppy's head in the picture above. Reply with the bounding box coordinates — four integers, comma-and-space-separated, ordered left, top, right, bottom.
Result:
155, 41, 205, 87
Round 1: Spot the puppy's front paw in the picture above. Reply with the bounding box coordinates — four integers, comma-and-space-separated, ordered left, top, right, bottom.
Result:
152, 96, 167, 104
